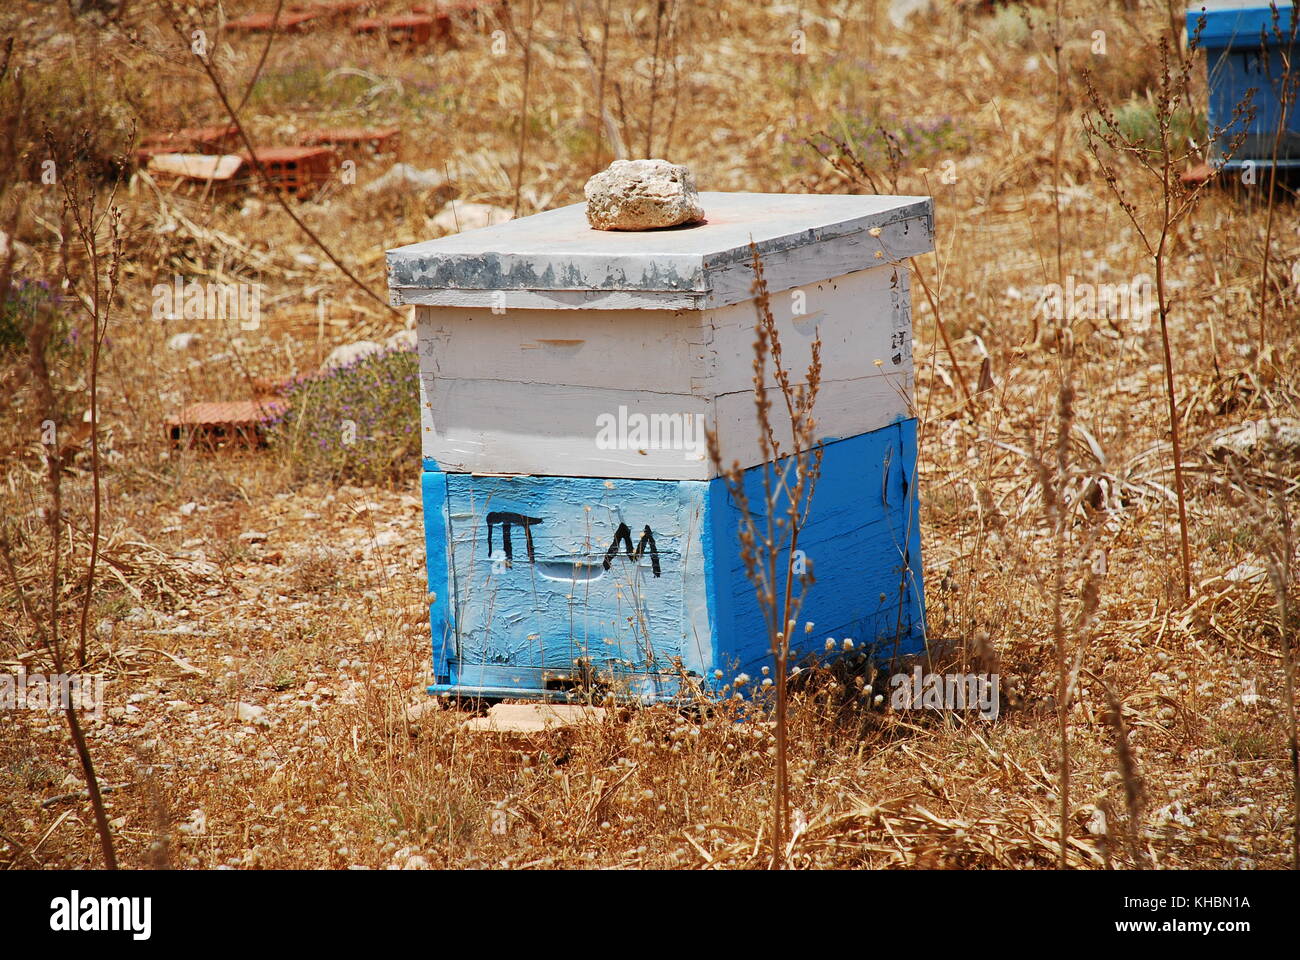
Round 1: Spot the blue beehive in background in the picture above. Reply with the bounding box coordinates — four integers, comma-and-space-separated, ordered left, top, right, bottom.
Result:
386, 192, 934, 701
1190, 0, 1299, 170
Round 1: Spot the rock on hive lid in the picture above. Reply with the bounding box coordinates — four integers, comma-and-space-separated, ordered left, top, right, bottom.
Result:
386, 191, 934, 311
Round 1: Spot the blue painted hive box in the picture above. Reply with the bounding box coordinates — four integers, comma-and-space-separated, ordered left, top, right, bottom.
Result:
1189, 0, 1299, 169
386, 192, 934, 701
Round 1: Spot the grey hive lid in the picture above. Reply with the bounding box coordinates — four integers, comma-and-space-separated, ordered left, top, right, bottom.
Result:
386, 191, 934, 311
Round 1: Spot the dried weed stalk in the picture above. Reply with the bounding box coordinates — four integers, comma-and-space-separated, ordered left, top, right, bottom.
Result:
1224, 448, 1299, 867
706, 242, 823, 869
0, 132, 122, 870
1082, 34, 1252, 603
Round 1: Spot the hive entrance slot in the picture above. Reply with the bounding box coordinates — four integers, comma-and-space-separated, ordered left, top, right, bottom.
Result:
534, 560, 606, 582
543, 659, 601, 693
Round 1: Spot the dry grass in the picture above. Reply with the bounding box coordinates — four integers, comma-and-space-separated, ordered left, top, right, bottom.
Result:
1, 0, 1298, 869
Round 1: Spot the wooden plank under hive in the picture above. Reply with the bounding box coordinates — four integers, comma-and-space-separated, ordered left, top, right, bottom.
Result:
145, 153, 246, 196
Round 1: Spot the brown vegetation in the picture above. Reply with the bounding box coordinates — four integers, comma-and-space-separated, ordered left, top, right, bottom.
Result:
0, 0, 1297, 869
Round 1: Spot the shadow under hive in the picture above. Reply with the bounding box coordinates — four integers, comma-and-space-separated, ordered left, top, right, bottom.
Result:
386, 192, 935, 703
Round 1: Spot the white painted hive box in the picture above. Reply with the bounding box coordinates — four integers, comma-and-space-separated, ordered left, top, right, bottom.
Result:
387, 192, 935, 480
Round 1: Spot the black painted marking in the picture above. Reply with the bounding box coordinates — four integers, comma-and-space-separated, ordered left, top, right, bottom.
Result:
636, 525, 661, 578
603, 522, 634, 571
602, 522, 661, 578
486, 511, 543, 567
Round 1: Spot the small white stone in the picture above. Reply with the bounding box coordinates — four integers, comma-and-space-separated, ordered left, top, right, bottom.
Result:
1224, 561, 1268, 584
363, 163, 448, 194
584, 159, 704, 231
227, 701, 269, 727
1211, 417, 1300, 461
405, 699, 440, 724
178, 809, 207, 836
371, 530, 401, 548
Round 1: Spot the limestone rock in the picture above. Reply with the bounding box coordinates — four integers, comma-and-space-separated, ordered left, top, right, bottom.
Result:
584, 159, 704, 231
227, 701, 269, 727
363, 162, 447, 194
431, 202, 511, 235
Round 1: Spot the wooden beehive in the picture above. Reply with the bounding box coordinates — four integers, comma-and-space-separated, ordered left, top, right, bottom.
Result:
1191, 1, 1300, 171
388, 192, 934, 702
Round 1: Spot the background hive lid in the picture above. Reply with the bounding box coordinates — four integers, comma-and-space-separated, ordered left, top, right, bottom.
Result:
1189, 0, 1297, 46
387, 191, 934, 310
